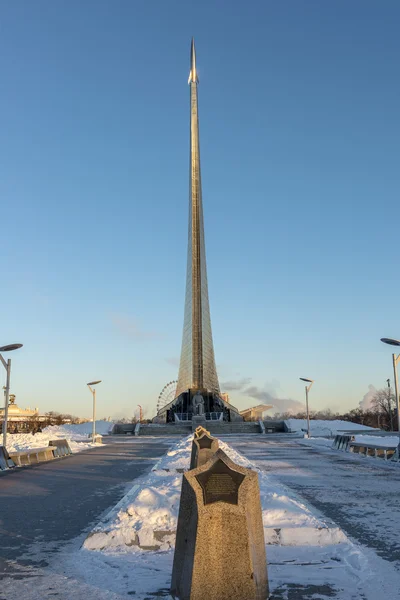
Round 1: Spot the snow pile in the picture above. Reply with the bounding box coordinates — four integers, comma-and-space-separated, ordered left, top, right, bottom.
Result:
301, 433, 400, 452
354, 434, 400, 448
49, 421, 114, 436
84, 435, 347, 552
299, 437, 334, 448
75, 540, 370, 600
153, 436, 193, 472
5, 420, 113, 454
285, 419, 376, 437
84, 472, 182, 552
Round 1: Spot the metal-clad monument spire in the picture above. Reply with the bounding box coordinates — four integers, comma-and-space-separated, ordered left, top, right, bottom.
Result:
175, 39, 220, 398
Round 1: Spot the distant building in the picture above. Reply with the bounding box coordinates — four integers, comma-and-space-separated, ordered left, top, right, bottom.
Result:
240, 404, 273, 422
220, 393, 230, 404
0, 395, 43, 432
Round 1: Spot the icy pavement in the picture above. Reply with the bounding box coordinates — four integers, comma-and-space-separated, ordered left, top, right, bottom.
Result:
224, 436, 400, 563
0, 440, 171, 587
1, 435, 400, 598
223, 436, 400, 591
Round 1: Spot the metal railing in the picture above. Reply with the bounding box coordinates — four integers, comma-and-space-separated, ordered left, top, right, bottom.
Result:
174, 412, 224, 422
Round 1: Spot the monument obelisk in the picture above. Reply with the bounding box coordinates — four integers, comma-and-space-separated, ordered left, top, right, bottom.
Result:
175, 39, 220, 399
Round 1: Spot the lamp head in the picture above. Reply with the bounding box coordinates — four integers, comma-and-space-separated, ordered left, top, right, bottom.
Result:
87, 380, 102, 386
381, 338, 400, 347
0, 343, 23, 352
300, 377, 314, 383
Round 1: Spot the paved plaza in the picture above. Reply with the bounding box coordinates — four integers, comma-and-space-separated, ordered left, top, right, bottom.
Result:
1, 435, 400, 599
224, 435, 400, 564
0, 438, 173, 578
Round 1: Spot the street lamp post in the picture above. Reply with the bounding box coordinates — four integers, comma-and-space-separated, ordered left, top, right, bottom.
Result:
299, 377, 314, 438
137, 405, 143, 423
380, 338, 400, 432
387, 378, 393, 431
0, 344, 23, 448
87, 380, 102, 441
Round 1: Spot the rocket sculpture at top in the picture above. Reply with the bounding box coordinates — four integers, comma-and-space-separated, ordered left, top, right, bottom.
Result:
188, 37, 198, 84
175, 39, 220, 398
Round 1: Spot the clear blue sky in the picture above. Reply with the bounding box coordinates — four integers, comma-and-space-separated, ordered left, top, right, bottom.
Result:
1, 1, 400, 419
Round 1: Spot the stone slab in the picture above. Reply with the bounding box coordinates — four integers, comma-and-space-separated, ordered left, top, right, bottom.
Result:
9, 447, 57, 467
191, 415, 207, 432
0, 446, 14, 470
194, 426, 210, 438
49, 439, 72, 456
189, 432, 219, 470
171, 449, 269, 600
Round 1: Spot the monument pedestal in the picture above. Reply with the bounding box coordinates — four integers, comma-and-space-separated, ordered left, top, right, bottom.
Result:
190, 432, 219, 470
171, 449, 269, 600
192, 415, 207, 431
191, 415, 206, 431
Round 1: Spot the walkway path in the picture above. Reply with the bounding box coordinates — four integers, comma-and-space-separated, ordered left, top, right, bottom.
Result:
0, 437, 172, 578
224, 435, 400, 564
2, 434, 400, 599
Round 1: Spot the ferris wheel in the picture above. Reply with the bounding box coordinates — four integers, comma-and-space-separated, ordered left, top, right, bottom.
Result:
157, 380, 178, 413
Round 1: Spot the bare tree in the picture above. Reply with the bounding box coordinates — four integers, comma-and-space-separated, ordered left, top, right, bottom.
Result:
265, 402, 392, 431
371, 388, 397, 431
43, 411, 80, 427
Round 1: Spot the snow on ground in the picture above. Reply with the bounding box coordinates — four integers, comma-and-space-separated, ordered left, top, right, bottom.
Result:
73, 435, 396, 599
299, 433, 400, 452
0, 534, 378, 600
1, 434, 400, 599
285, 418, 376, 436
72, 540, 369, 600
353, 434, 400, 447
299, 437, 334, 447
6, 420, 114, 454
52, 421, 114, 436
83, 435, 347, 552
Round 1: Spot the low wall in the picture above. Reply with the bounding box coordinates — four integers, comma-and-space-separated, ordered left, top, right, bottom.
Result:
332, 433, 400, 462
49, 439, 73, 456
263, 420, 286, 433
9, 446, 57, 466
5, 439, 73, 469
112, 423, 136, 435
0, 446, 15, 470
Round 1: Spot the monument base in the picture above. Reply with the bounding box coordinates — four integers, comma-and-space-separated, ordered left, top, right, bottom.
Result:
156, 389, 244, 424
192, 415, 207, 428
171, 449, 269, 600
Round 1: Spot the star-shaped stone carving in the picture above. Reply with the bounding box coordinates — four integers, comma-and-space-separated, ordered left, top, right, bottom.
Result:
195, 458, 245, 505
196, 433, 214, 450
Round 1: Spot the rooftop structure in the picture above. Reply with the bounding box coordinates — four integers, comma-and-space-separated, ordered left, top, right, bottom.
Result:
0, 395, 39, 421
240, 404, 274, 422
